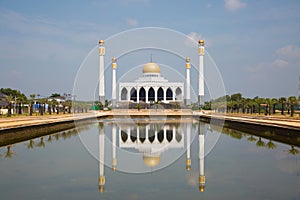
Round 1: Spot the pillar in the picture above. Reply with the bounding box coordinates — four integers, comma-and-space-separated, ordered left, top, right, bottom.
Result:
198, 40, 205, 108
186, 123, 191, 171
137, 87, 140, 103
98, 40, 105, 105
198, 122, 205, 192
163, 87, 167, 103
98, 123, 105, 193
112, 123, 117, 172
185, 57, 191, 105
111, 57, 117, 107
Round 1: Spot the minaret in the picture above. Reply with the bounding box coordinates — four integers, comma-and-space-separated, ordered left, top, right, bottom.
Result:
198, 40, 205, 108
98, 123, 105, 193
186, 123, 191, 171
184, 57, 191, 105
111, 57, 117, 107
98, 40, 105, 105
112, 123, 117, 172
198, 122, 205, 192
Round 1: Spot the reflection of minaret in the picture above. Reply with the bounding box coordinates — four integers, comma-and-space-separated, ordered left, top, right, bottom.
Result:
98, 123, 105, 193
198, 122, 205, 192
98, 40, 105, 104
198, 39, 205, 107
186, 123, 191, 171
185, 57, 191, 105
111, 57, 117, 107
112, 123, 117, 172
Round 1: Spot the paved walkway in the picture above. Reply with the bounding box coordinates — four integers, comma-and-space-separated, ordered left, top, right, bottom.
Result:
195, 112, 300, 130
1, 110, 299, 131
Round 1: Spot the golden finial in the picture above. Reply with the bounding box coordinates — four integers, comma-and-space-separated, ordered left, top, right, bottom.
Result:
99, 185, 104, 193
199, 185, 205, 192
112, 57, 117, 62
186, 57, 190, 63
99, 40, 104, 45
198, 39, 205, 46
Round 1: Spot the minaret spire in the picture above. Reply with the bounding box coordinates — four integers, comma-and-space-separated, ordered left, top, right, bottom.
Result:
198, 39, 205, 108
98, 40, 105, 105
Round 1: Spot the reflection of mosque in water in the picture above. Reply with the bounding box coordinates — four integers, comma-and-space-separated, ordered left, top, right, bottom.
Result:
97, 120, 206, 193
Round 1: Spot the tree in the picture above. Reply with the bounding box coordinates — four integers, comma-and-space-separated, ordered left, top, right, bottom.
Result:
271, 98, 277, 114
50, 93, 61, 97
5, 95, 14, 117
29, 94, 35, 116
279, 97, 286, 115
288, 96, 297, 117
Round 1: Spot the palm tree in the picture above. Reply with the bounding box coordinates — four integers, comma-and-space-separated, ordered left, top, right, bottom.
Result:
265, 98, 272, 115
288, 96, 297, 117
256, 137, 265, 147
288, 145, 299, 155
5, 95, 14, 117
271, 98, 277, 114
35, 137, 45, 148
27, 140, 35, 149
279, 97, 286, 115
247, 135, 257, 142
5, 145, 14, 158
266, 140, 276, 149
29, 94, 35, 116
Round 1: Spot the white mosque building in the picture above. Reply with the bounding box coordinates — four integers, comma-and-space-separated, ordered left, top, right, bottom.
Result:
98, 39, 205, 107
119, 62, 184, 104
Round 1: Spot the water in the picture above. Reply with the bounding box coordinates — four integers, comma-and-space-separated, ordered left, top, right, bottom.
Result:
0, 118, 299, 199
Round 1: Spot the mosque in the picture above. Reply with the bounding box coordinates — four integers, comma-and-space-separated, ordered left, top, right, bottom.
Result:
97, 120, 206, 193
97, 39, 205, 107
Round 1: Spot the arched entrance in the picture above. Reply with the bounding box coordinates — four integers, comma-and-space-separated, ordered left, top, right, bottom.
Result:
121, 88, 128, 100
166, 88, 173, 100
139, 87, 146, 102
157, 87, 164, 101
148, 87, 155, 102
130, 88, 137, 102
175, 87, 182, 100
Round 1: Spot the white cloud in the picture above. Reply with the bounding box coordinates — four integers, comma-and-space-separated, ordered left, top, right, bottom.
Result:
126, 18, 138, 27
276, 45, 300, 59
271, 59, 289, 69
224, 0, 247, 11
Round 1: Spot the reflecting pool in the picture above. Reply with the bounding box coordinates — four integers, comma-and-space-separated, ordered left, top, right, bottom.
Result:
0, 118, 299, 199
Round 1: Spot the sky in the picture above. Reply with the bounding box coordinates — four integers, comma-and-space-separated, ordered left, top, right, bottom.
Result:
0, 0, 300, 100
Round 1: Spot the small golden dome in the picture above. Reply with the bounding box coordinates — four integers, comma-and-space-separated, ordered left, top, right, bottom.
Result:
99, 185, 104, 193
186, 57, 190, 62
143, 155, 160, 167
198, 39, 204, 45
199, 185, 205, 192
99, 40, 104, 45
112, 57, 117, 62
186, 165, 191, 171
143, 62, 160, 74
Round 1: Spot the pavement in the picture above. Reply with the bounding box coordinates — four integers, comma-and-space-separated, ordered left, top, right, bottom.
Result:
0, 110, 299, 131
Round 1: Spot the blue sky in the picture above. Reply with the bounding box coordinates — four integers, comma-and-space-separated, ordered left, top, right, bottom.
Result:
0, 0, 300, 99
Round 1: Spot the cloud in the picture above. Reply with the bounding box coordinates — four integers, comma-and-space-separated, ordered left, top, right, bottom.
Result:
126, 18, 138, 27
271, 59, 289, 69
224, 0, 247, 11
276, 45, 300, 59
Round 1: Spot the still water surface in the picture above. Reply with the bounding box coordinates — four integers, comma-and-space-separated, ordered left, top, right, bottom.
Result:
0, 118, 299, 199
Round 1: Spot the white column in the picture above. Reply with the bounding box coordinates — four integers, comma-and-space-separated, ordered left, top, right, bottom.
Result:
145, 125, 149, 144
185, 57, 191, 105
199, 122, 205, 192
98, 124, 105, 192
172, 88, 175, 101
145, 87, 149, 103
111, 57, 117, 107
154, 87, 158, 102
137, 87, 140, 103
127, 88, 130, 101
98, 40, 105, 105
198, 40, 205, 107
186, 123, 191, 171
112, 124, 117, 172
163, 87, 167, 103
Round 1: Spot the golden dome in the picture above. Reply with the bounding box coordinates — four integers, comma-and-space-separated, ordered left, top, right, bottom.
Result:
199, 185, 205, 192
186, 165, 191, 171
99, 40, 104, 45
143, 155, 160, 167
99, 185, 104, 193
198, 39, 204, 45
186, 57, 190, 62
143, 62, 160, 74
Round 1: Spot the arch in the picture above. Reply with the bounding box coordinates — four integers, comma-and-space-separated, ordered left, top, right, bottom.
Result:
139, 127, 146, 143
148, 87, 155, 102
157, 130, 164, 143
166, 87, 173, 100
175, 87, 182, 100
121, 130, 128, 142
130, 88, 137, 102
157, 87, 164, 101
148, 129, 155, 143
166, 130, 173, 142
121, 88, 128, 100
176, 132, 182, 142
139, 87, 146, 102
130, 129, 137, 142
